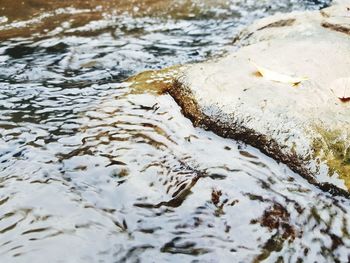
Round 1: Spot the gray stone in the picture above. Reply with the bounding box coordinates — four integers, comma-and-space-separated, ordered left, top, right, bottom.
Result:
167, 3, 350, 194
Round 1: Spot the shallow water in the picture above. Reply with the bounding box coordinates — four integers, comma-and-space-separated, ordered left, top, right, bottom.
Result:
1, 0, 350, 262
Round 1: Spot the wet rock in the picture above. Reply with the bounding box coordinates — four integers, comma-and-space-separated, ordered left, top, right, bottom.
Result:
127, 66, 181, 95
167, 3, 350, 194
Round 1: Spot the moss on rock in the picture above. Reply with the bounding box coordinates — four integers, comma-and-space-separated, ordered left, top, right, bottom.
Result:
312, 126, 350, 189
126, 66, 181, 95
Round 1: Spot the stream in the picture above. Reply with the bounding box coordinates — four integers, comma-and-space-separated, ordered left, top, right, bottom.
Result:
1, 0, 350, 262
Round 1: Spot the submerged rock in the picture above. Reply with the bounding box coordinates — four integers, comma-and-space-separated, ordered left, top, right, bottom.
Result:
0, 0, 331, 40
163, 3, 350, 195
0, 0, 242, 40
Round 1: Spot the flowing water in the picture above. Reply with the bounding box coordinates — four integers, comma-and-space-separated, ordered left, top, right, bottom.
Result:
1, 0, 350, 262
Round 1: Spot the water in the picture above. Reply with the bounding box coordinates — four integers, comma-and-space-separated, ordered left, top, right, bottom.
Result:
1, 0, 349, 262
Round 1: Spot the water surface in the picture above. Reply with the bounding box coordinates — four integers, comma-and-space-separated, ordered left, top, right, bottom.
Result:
2, 0, 350, 262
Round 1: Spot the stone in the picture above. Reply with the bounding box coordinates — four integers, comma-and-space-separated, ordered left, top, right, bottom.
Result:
164, 3, 350, 195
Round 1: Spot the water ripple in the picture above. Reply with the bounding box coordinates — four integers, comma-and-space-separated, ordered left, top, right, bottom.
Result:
1, 0, 346, 262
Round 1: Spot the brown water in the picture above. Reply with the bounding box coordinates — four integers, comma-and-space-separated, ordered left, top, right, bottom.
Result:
2, 0, 350, 262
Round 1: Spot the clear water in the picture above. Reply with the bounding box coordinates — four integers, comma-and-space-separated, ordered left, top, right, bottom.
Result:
2, 0, 350, 262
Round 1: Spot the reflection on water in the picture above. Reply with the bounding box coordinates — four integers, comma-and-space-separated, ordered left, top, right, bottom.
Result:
1, 0, 349, 262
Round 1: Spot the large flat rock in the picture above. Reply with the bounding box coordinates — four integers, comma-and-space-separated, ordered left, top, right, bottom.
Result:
166, 3, 350, 195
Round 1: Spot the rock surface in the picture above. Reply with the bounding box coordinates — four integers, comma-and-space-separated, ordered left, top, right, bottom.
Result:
165, 3, 350, 195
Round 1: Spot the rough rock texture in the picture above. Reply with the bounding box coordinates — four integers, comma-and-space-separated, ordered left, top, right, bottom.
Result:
167, 3, 350, 195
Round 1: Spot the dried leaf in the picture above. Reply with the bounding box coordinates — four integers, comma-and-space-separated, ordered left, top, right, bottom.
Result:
251, 61, 307, 86
330, 77, 350, 103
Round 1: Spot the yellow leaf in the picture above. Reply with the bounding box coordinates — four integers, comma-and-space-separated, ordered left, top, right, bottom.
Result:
330, 77, 350, 103
251, 61, 308, 86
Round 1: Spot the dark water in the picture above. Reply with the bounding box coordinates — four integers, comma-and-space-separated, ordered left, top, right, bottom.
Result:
2, 0, 350, 262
